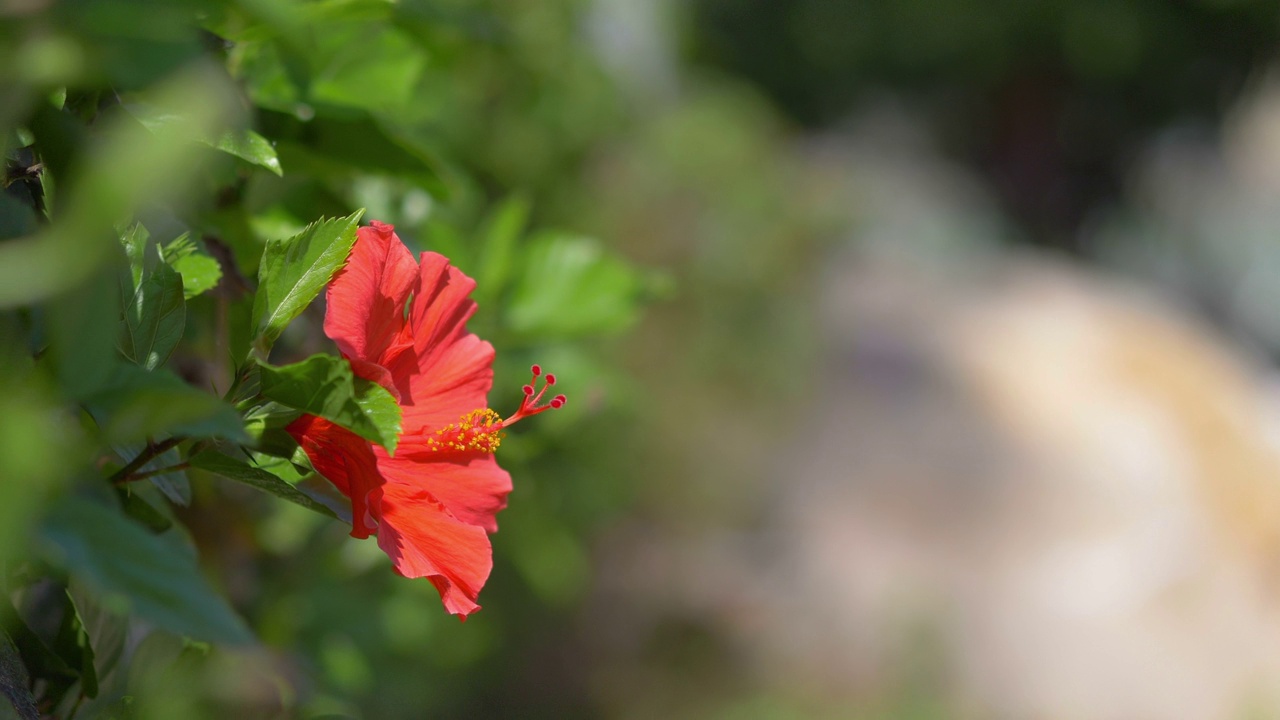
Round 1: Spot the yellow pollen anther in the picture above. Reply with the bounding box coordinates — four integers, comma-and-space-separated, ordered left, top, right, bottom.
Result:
424, 408, 504, 454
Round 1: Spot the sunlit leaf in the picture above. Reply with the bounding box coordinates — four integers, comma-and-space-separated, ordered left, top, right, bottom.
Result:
131, 106, 283, 176
257, 354, 401, 453
118, 222, 149, 290
209, 129, 282, 176
159, 234, 222, 299
119, 259, 185, 371
250, 210, 363, 357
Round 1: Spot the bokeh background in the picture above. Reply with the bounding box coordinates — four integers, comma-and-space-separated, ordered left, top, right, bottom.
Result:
9, 0, 1280, 718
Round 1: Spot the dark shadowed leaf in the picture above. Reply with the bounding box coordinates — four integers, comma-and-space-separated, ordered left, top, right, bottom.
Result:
49, 266, 120, 399
250, 210, 363, 357
85, 365, 248, 443
57, 591, 97, 699
257, 354, 401, 453
257, 108, 446, 195
149, 468, 192, 507
0, 193, 38, 244
38, 498, 252, 645
188, 450, 343, 520
67, 580, 127, 699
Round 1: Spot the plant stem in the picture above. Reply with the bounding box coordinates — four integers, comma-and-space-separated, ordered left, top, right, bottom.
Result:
123, 462, 191, 483
107, 436, 185, 485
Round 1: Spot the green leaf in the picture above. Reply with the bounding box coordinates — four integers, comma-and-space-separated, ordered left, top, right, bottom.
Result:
67, 580, 127, 699
0, 193, 38, 244
150, 470, 192, 507
0, 595, 77, 687
0, 66, 236, 307
115, 486, 173, 533
113, 442, 191, 506
85, 365, 248, 443
118, 222, 148, 290
507, 233, 644, 337
49, 266, 121, 399
309, 25, 426, 115
257, 108, 447, 196
188, 450, 343, 520
38, 498, 252, 645
130, 106, 283, 176
242, 402, 304, 459
251, 452, 355, 524
208, 129, 282, 176
250, 210, 363, 357
257, 355, 401, 453
159, 234, 222, 299
58, 591, 97, 699
119, 256, 185, 370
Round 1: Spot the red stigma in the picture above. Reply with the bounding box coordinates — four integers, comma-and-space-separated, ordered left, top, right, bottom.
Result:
503, 364, 566, 427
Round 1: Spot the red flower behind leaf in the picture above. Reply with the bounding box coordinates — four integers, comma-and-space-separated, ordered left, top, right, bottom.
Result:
287, 221, 563, 618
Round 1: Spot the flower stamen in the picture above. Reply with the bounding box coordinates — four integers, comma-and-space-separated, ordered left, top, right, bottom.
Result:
424, 408, 504, 454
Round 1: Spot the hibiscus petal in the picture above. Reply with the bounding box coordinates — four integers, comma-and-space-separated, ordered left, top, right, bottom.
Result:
324, 221, 418, 376
287, 415, 382, 538
412, 252, 479, 357
390, 252, 496, 428
401, 335, 495, 431
376, 448, 511, 533
374, 482, 492, 618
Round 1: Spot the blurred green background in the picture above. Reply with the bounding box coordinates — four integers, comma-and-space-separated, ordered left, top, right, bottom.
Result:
7, 1, 1280, 718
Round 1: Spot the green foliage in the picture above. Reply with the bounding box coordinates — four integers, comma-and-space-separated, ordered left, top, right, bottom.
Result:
188, 450, 343, 519
508, 233, 647, 336
257, 354, 401, 454
84, 366, 247, 444
119, 257, 185, 371
159, 235, 223, 299
251, 210, 363, 358
0, 0, 660, 717
38, 499, 252, 645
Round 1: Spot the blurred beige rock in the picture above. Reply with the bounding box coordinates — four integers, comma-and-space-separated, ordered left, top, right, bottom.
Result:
771, 256, 1280, 719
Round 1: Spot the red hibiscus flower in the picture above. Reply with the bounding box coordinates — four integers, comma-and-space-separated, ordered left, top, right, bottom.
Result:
286, 221, 564, 618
